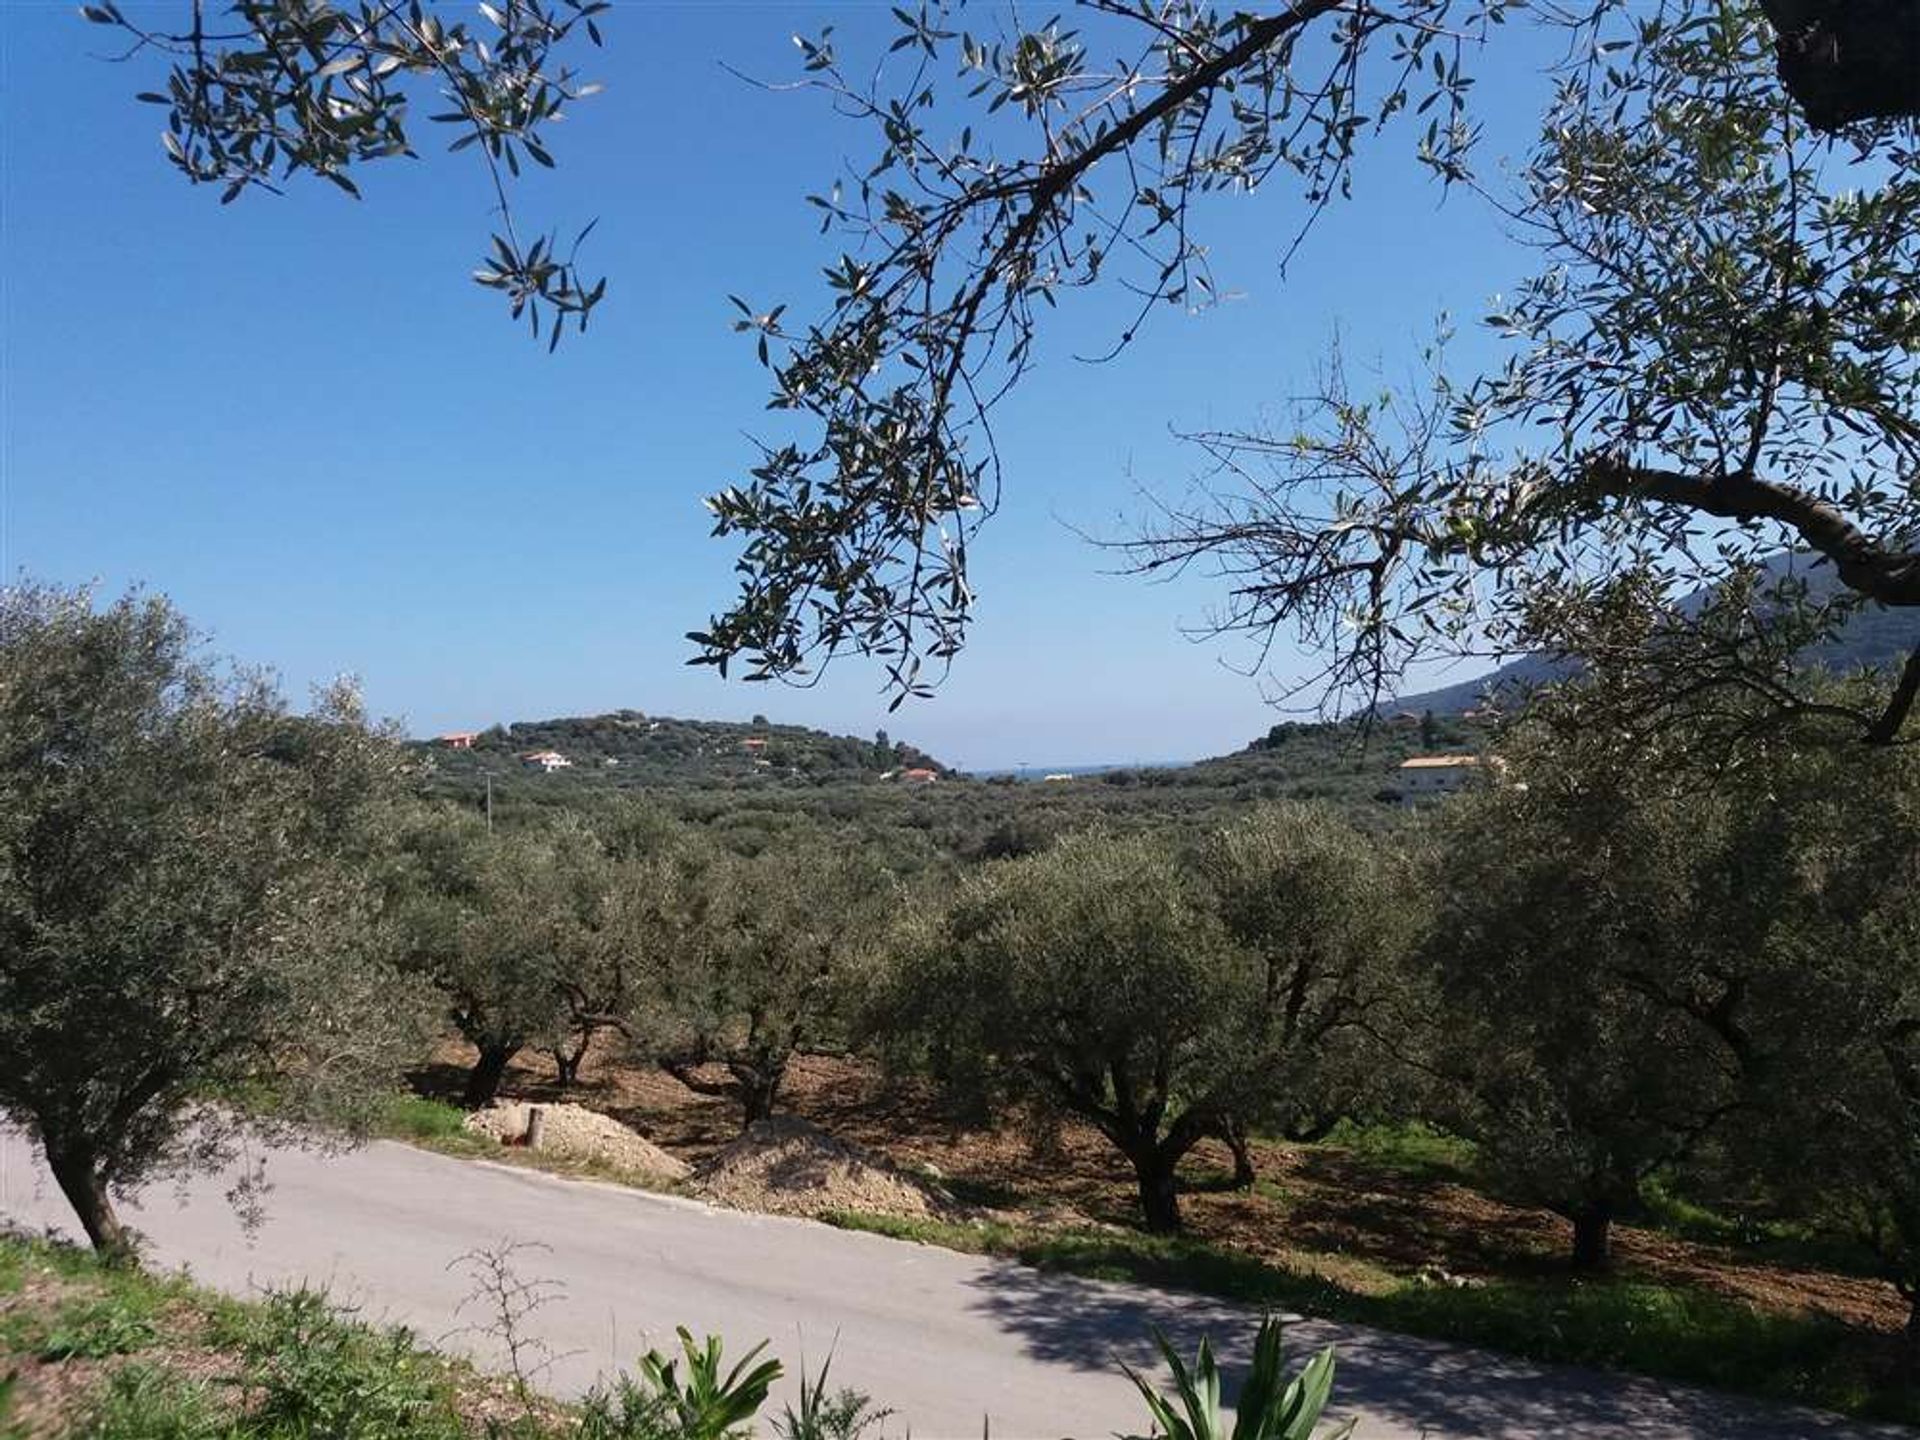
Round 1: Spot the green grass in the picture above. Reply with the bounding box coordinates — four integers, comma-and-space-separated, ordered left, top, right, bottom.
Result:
1, 1231, 856, 1440
0, 1234, 564, 1440
820, 1210, 1917, 1424
63, 1366, 234, 1440
0, 1241, 184, 1363
0, 1244, 24, 1297
1634, 1179, 1886, 1279
1319, 1120, 1478, 1184
366, 1094, 490, 1151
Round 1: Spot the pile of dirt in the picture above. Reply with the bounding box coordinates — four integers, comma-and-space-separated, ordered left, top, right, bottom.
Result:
464, 1102, 689, 1183
692, 1115, 953, 1220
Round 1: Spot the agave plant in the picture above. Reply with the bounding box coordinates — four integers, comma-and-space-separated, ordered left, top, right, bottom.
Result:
1119, 1316, 1350, 1440
636, 1326, 784, 1440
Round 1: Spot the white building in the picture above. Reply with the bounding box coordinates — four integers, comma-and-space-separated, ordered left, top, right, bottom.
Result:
1396, 754, 1482, 804
521, 750, 573, 773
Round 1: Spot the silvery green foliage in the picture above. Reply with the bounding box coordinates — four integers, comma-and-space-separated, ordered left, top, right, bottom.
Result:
86, 0, 608, 347
690, 0, 1513, 702
689, 1, 1920, 739
1127, 4, 1920, 741
0, 581, 426, 1253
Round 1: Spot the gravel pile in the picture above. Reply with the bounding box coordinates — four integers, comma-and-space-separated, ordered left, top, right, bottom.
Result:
464, 1102, 690, 1183
692, 1115, 952, 1220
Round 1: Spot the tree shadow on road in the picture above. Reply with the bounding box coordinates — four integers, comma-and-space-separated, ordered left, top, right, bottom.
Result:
960, 1257, 1902, 1439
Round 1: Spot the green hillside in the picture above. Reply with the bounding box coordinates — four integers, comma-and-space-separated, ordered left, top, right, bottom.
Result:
414, 710, 945, 795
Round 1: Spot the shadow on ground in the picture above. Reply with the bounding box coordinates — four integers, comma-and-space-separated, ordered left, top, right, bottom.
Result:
961, 1256, 1914, 1440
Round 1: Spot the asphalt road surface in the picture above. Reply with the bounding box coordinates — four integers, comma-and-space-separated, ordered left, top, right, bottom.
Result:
0, 1128, 1907, 1439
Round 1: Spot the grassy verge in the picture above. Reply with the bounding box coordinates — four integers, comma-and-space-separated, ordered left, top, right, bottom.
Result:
821, 1211, 1915, 1424
364, 1093, 495, 1156
0, 1231, 572, 1439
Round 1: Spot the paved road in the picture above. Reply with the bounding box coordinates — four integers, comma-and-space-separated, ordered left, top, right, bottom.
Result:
0, 1129, 1906, 1439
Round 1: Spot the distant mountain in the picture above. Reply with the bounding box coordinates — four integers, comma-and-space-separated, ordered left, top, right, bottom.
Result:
1388, 553, 1920, 715
413, 710, 946, 788
1385, 653, 1572, 718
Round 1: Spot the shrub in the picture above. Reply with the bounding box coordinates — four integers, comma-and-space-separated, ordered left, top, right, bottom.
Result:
775, 1356, 891, 1440
228, 1287, 464, 1440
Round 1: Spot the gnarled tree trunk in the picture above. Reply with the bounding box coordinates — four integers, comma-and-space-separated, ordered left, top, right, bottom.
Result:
731, 1052, 790, 1130
1116, 1137, 1186, 1233
1220, 1114, 1257, 1190
1569, 1202, 1614, 1270
461, 1041, 517, 1109
548, 1029, 594, 1089
42, 1136, 131, 1261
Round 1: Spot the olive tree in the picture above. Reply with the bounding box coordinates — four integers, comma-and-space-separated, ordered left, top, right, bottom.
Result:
1193, 804, 1422, 1186
0, 583, 421, 1256
880, 829, 1264, 1232
81, 0, 610, 346
89, 4, 1917, 721
1125, 4, 1920, 743
544, 825, 685, 1088
657, 837, 893, 1130
394, 813, 603, 1107
685, 0, 1920, 720
1424, 724, 1765, 1268
1710, 737, 1920, 1342
1785, 896, 1920, 1345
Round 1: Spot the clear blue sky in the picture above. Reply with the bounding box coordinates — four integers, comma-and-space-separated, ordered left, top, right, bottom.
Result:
0, 2, 1556, 769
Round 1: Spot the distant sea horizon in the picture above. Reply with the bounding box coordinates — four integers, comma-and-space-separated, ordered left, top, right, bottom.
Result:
962, 760, 1193, 780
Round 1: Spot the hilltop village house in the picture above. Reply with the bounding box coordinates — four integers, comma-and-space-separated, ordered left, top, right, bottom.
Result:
436, 731, 478, 750
521, 750, 572, 773
1396, 755, 1483, 804
899, 767, 939, 784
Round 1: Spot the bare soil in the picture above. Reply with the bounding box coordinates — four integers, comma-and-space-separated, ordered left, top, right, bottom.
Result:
464, 1101, 689, 1183
693, 1114, 956, 1219
417, 1039, 1905, 1337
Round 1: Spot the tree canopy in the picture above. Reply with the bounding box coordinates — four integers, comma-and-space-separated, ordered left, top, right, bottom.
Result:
1126, 3, 1920, 741
0, 583, 422, 1254
656, 836, 895, 1128
681, 0, 1920, 727
92, 2, 1919, 724
1423, 723, 1761, 1266
879, 816, 1403, 1231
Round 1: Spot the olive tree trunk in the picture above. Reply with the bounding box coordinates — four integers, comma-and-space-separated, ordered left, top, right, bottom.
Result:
461, 1041, 517, 1109
1221, 1115, 1257, 1189
42, 1137, 132, 1261
733, 1056, 789, 1131
1123, 1143, 1184, 1233
1569, 1203, 1614, 1270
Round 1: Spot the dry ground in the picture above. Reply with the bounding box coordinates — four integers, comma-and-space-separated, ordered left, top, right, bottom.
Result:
415, 1039, 1904, 1341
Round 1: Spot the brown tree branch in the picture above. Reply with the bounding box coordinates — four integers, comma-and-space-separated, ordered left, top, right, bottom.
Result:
1867, 644, 1920, 744
1584, 456, 1920, 606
